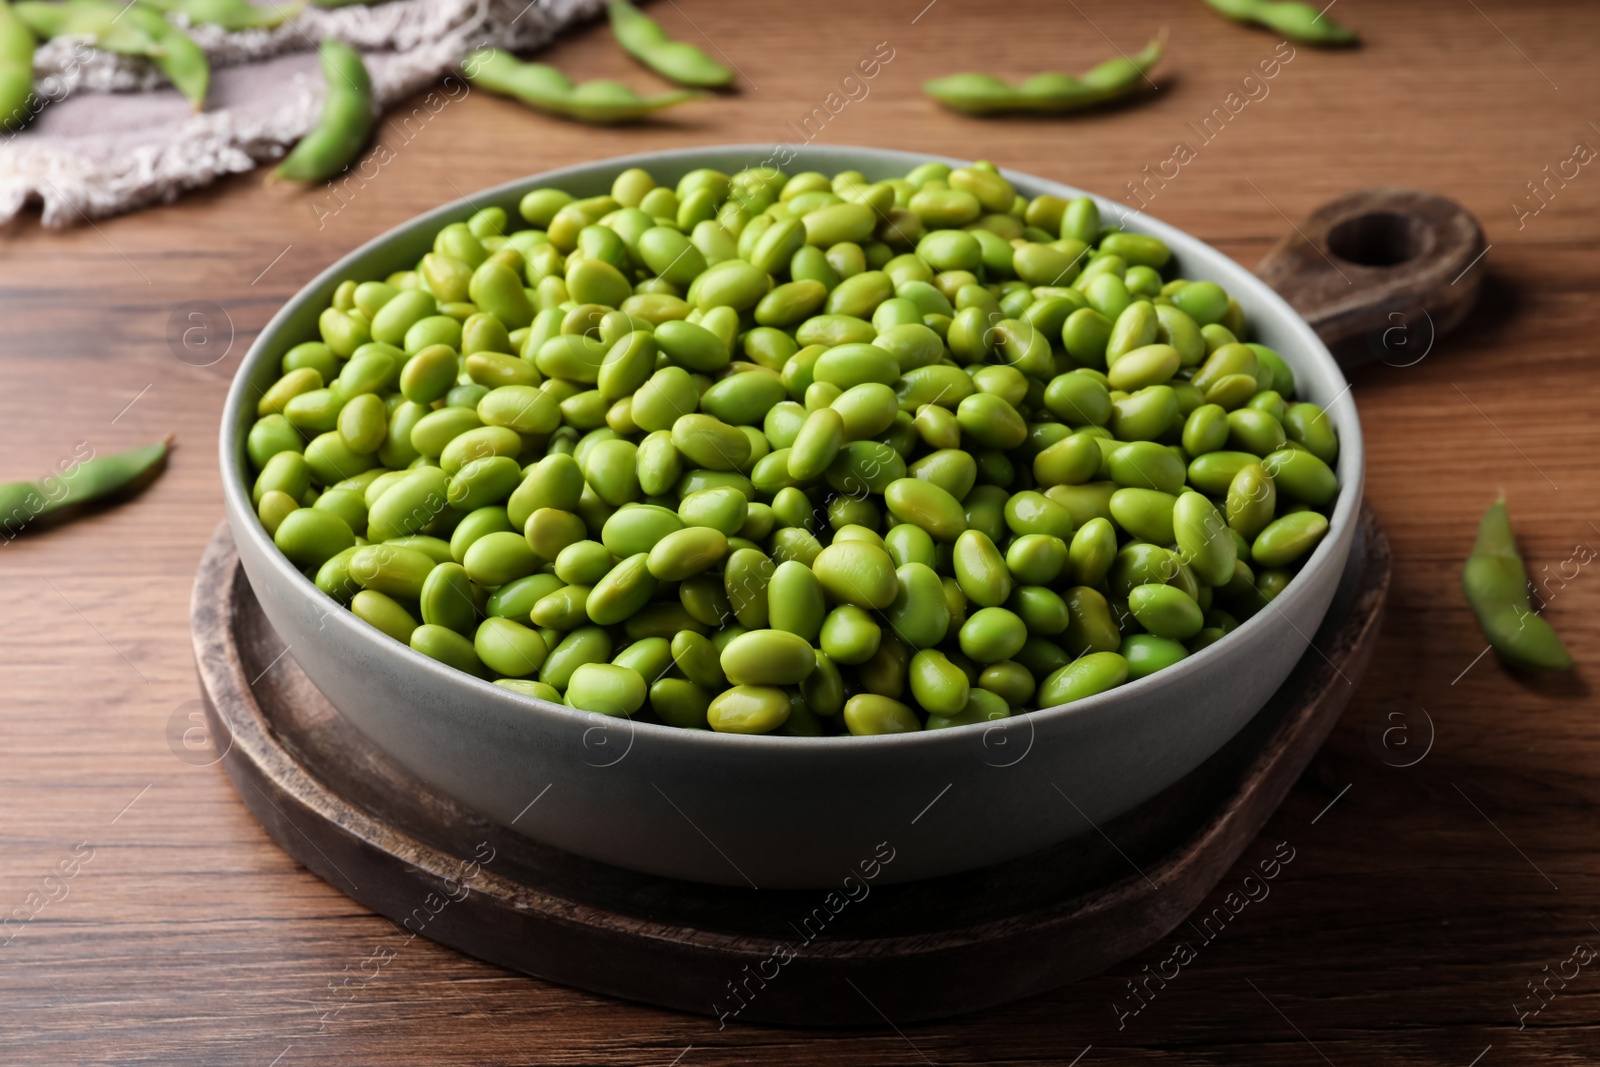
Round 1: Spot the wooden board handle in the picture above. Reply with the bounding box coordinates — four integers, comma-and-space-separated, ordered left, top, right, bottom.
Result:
1254, 187, 1485, 367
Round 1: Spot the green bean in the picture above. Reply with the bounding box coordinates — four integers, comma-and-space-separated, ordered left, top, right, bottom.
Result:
607, 0, 733, 89
463, 48, 705, 125
143, 0, 300, 30
14, 0, 162, 58
246, 157, 1339, 734
0, 437, 171, 537
924, 36, 1164, 116
112, 2, 209, 109
0, 0, 35, 132
1202, 0, 1358, 46
18, 0, 209, 109
275, 40, 373, 181
1462, 498, 1571, 671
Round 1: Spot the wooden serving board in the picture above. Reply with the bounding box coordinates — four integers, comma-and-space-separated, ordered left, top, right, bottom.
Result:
191, 504, 1389, 1026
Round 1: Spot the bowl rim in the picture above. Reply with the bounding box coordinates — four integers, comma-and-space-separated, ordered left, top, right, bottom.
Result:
221, 143, 1365, 751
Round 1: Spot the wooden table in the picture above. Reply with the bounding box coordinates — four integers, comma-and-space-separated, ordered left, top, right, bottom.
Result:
2, 0, 1596, 1062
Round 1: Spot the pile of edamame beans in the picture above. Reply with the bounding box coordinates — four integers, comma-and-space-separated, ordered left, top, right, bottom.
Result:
246, 159, 1339, 736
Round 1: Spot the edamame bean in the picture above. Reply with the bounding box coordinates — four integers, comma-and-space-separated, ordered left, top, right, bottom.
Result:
1038, 652, 1128, 706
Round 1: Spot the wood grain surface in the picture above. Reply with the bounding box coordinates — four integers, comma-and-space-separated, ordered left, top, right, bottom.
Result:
1, 0, 1596, 1063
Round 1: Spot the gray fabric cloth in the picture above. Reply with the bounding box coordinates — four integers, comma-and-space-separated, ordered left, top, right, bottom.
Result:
0, 0, 601, 226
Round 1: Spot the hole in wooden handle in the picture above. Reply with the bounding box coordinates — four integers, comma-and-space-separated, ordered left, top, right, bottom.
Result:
1326, 211, 1435, 268
1255, 188, 1485, 363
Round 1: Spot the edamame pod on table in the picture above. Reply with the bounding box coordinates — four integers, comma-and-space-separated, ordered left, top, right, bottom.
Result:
924, 36, 1164, 116
143, 0, 301, 30
0, 436, 171, 535
0, 0, 35, 132
463, 47, 705, 124
18, 0, 208, 108
607, 0, 734, 88
13, 0, 152, 54
1462, 497, 1571, 671
118, 2, 211, 109
1202, 0, 1358, 45
275, 41, 373, 181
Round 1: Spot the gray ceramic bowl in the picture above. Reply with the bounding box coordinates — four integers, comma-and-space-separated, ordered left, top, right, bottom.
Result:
221, 145, 1364, 888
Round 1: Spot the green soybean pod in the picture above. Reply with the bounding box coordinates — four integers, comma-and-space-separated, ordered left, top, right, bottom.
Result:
0, 1, 33, 132
1202, 0, 1359, 46
1462, 497, 1572, 671
274, 40, 373, 181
